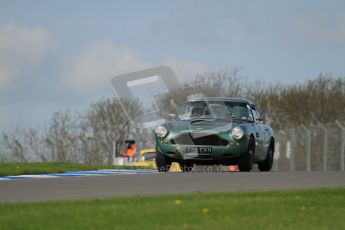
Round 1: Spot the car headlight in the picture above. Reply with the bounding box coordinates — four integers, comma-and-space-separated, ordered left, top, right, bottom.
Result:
155, 126, 168, 138
232, 127, 244, 140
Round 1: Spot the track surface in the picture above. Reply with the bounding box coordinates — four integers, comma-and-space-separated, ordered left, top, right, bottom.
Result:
0, 171, 344, 202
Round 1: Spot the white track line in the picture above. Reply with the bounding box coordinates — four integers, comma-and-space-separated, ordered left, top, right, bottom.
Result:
0, 169, 158, 181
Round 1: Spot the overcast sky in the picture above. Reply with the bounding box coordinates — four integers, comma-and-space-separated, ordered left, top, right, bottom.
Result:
1, 0, 345, 131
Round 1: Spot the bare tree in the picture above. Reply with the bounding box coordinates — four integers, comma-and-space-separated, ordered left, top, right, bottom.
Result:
157, 69, 245, 117
1, 128, 27, 162
85, 97, 142, 164
45, 111, 82, 163
1, 71, 344, 165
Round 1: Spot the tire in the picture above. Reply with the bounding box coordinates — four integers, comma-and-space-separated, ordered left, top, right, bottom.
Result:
179, 162, 193, 172
258, 139, 274, 171
238, 137, 255, 172
156, 150, 172, 172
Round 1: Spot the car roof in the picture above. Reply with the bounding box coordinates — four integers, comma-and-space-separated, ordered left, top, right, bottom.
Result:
187, 97, 254, 106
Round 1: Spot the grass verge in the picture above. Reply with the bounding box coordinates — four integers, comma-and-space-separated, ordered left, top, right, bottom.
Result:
0, 162, 151, 176
0, 188, 344, 230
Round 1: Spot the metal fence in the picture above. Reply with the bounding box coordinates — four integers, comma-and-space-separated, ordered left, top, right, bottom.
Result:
1, 121, 344, 172
273, 121, 345, 171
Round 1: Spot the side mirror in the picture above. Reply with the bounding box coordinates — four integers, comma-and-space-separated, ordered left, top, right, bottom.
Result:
256, 117, 263, 124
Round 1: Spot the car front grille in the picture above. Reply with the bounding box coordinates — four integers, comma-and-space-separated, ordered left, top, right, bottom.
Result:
171, 133, 228, 146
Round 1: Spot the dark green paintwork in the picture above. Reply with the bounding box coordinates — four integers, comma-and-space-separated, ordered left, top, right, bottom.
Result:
155, 97, 274, 166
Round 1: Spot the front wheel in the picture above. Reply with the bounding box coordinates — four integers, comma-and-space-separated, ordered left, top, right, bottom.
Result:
258, 140, 274, 171
156, 151, 172, 172
238, 137, 255, 172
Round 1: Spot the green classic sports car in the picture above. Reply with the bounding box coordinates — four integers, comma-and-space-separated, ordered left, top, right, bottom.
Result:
154, 97, 274, 172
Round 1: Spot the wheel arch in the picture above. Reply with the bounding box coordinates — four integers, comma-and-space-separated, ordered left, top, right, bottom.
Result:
248, 133, 256, 152
269, 137, 275, 153
249, 133, 255, 143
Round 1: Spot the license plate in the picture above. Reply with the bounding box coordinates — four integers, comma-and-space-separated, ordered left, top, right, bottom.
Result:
185, 147, 213, 154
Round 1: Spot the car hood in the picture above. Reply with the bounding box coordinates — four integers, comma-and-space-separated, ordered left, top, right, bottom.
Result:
164, 118, 243, 134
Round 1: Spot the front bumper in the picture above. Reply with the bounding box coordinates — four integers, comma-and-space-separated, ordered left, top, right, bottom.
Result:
156, 136, 249, 164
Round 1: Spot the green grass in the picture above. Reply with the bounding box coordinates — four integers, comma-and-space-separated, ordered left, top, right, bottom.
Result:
0, 162, 150, 176
0, 188, 344, 230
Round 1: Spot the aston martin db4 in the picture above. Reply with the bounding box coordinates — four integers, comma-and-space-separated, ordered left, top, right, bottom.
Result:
154, 97, 274, 172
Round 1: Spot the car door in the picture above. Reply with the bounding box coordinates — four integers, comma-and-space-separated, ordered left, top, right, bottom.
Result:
256, 110, 271, 155
251, 107, 266, 160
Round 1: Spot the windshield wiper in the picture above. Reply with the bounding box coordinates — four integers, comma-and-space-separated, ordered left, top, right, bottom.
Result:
215, 115, 248, 120
228, 115, 243, 119
228, 115, 253, 122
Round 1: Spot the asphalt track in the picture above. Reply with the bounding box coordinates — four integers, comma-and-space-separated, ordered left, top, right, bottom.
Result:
0, 171, 344, 203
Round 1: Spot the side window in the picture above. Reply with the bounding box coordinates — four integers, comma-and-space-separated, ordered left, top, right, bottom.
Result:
246, 104, 254, 121
256, 111, 261, 119
251, 107, 259, 122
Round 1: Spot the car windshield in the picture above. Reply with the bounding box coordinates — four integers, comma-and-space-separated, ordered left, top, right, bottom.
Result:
178, 101, 253, 121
